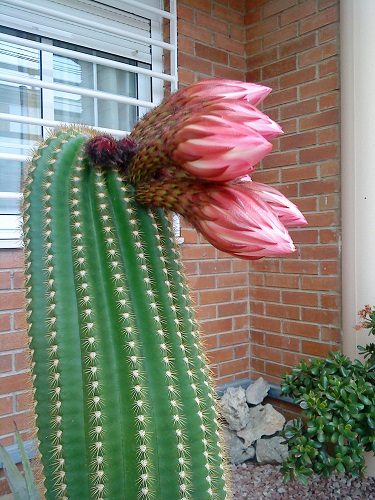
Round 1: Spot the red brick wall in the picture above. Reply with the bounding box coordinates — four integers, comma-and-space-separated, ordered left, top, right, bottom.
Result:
245, 0, 341, 382
177, 0, 246, 84
0, 250, 33, 450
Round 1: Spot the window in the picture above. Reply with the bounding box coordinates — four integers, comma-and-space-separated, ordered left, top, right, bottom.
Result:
0, 0, 177, 248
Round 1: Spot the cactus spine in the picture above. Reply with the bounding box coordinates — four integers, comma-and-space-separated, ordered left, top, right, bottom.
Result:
23, 127, 227, 499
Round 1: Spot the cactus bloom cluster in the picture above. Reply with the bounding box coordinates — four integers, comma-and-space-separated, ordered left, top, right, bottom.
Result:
124, 79, 307, 259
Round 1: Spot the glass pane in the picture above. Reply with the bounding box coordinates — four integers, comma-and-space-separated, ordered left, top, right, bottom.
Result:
97, 65, 137, 131
0, 161, 23, 214
53, 55, 95, 124
52, 41, 148, 132
0, 31, 42, 219
137, 68, 152, 120
0, 39, 42, 156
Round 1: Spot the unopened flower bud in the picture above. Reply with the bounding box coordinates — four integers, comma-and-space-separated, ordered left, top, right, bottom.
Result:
86, 135, 118, 166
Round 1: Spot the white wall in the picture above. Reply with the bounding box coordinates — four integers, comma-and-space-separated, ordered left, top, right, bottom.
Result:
341, 0, 375, 476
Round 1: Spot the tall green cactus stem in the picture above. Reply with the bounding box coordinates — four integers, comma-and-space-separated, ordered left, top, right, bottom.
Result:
23, 127, 227, 500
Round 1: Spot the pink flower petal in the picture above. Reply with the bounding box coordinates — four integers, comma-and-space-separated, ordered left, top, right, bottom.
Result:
238, 181, 308, 227
181, 79, 272, 106
206, 101, 283, 140
192, 185, 297, 259
172, 115, 273, 182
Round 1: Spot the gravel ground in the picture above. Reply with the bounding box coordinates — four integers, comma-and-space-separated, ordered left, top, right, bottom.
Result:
229, 462, 375, 499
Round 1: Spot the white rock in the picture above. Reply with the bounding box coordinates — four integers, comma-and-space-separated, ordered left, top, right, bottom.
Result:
256, 436, 289, 465
218, 387, 250, 431
237, 404, 286, 447
245, 377, 270, 405
221, 426, 255, 465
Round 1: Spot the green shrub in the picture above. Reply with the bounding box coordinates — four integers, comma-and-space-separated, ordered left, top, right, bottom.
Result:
280, 308, 375, 483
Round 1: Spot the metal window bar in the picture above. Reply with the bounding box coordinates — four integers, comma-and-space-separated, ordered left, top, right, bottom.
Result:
1, 73, 156, 110
0, 33, 176, 84
0, 114, 130, 142
110, 0, 175, 20
5, 0, 174, 51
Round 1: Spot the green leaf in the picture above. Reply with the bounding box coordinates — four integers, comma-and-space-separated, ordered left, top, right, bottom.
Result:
331, 432, 339, 444
317, 432, 325, 443
336, 461, 346, 474
0, 442, 29, 500
340, 388, 349, 400
14, 425, 39, 500
345, 431, 358, 440
299, 474, 309, 486
359, 394, 372, 406
325, 423, 336, 434
341, 409, 351, 422
342, 455, 354, 468
321, 375, 328, 390
302, 452, 312, 464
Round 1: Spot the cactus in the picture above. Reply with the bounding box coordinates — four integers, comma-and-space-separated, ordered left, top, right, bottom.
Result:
23, 127, 227, 499
23, 80, 306, 499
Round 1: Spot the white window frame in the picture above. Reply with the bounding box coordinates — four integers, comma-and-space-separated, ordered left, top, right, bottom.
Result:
0, 0, 178, 248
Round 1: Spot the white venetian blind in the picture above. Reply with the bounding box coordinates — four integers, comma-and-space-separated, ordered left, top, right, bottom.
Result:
0, 0, 177, 247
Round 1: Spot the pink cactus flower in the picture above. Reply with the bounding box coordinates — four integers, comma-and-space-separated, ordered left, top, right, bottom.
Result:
135, 179, 306, 260
89, 78, 307, 259
237, 178, 307, 228
172, 114, 274, 182
192, 183, 301, 259
127, 79, 283, 184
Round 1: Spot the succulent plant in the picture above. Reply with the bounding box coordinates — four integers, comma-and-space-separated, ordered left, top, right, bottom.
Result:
22, 79, 306, 499
281, 350, 375, 483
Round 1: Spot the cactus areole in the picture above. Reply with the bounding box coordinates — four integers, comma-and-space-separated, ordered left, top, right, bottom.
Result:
23, 80, 306, 499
